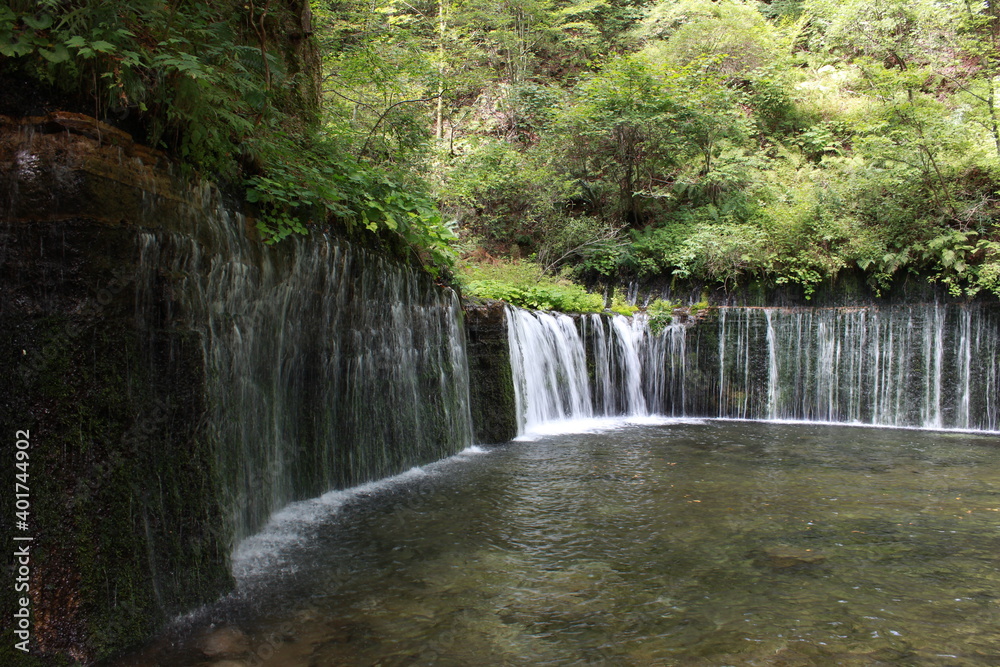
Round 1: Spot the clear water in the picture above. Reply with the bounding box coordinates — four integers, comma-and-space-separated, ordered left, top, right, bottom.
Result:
121, 421, 1000, 666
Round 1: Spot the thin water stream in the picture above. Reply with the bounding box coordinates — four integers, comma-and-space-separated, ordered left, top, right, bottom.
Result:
134, 228, 473, 545
506, 304, 1000, 434
120, 420, 1000, 666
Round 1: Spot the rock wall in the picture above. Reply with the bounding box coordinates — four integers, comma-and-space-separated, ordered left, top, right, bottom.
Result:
464, 301, 518, 444
0, 114, 232, 664
0, 112, 483, 664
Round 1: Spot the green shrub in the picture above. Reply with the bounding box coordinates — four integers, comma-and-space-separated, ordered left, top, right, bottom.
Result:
609, 287, 638, 315
244, 134, 457, 270
464, 279, 604, 313
459, 259, 604, 312
688, 296, 711, 316
645, 298, 675, 334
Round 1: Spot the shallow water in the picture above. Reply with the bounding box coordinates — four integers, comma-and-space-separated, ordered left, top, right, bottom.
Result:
121, 421, 1000, 666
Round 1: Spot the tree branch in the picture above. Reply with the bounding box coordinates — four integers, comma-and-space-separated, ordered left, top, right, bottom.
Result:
359, 94, 443, 158
323, 85, 375, 110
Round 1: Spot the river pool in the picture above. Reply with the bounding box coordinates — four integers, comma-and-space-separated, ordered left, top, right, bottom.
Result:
120, 420, 1000, 666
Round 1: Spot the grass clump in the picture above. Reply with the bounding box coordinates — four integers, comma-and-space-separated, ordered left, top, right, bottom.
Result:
609, 287, 638, 316
646, 298, 675, 334
459, 259, 604, 313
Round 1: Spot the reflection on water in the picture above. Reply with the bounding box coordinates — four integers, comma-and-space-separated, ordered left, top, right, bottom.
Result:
121, 422, 1000, 666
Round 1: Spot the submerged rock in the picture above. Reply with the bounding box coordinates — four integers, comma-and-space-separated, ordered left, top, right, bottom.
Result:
759, 546, 827, 569
198, 626, 251, 658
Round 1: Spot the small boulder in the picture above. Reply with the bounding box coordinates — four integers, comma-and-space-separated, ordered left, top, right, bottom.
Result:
198, 626, 250, 658
759, 546, 826, 569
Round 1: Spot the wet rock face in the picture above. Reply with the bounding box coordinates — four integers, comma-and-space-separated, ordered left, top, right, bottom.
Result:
464, 299, 518, 444
0, 114, 232, 664
1, 113, 486, 664
0, 113, 222, 237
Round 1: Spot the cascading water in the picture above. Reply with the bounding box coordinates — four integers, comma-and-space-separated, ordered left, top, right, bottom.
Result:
506, 307, 650, 434
580, 313, 648, 417
506, 307, 593, 431
507, 302, 1000, 434
705, 304, 1000, 430
134, 189, 473, 544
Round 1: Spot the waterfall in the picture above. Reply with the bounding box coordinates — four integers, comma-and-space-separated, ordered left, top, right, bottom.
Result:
134, 191, 473, 544
507, 308, 593, 431
506, 307, 650, 434
705, 305, 999, 431
507, 302, 1000, 434
610, 315, 648, 417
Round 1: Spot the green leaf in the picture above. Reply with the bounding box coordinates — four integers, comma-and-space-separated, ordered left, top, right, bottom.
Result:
90, 40, 117, 53
23, 14, 53, 30
64, 35, 87, 48
10, 39, 34, 56
38, 44, 69, 63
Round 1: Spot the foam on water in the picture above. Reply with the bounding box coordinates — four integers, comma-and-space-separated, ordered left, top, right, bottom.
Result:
515, 415, 705, 440
712, 416, 1000, 435
232, 478, 416, 581
233, 448, 491, 581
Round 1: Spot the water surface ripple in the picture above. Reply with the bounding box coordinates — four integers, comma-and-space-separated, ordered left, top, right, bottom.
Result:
123, 421, 1000, 666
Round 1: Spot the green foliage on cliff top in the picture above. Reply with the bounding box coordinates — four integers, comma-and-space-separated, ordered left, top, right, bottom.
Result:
458, 259, 605, 312
7, 0, 1000, 291
317, 0, 1000, 297
1, 0, 313, 173
646, 297, 675, 334
0, 0, 457, 272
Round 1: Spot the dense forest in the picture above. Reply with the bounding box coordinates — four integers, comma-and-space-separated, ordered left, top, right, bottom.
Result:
5, 0, 1000, 306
